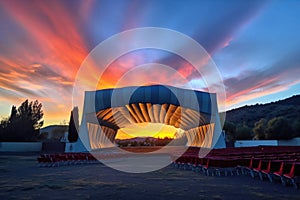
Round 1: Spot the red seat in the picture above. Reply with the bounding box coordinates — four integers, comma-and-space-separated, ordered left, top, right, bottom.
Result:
283, 162, 300, 188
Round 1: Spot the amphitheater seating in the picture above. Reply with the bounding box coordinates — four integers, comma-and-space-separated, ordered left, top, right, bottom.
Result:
172, 146, 300, 189
38, 150, 137, 167
251, 159, 269, 179
260, 160, 282, 182
37, 152, 117, 167
283, 162, 300, 188
37, 146, 300, 189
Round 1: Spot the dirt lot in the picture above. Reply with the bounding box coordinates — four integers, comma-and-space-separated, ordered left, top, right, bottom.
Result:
0, 153, 299, 200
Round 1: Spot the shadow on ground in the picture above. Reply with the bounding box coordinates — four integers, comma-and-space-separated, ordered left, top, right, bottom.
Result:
0, 154, 299, 200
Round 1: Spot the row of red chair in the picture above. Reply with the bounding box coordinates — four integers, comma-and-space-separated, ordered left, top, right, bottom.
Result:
37, 152, 129, 167
37, 153, 98, 167
245, 158, 300, 188
171, 146, 300, 189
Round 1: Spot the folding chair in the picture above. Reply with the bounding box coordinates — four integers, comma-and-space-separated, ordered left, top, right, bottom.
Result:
283, 162, 300, 188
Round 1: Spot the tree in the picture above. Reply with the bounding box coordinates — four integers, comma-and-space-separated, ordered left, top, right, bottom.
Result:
0, 99, 43, 142
0, 118, 9, 140
33, 101, 44, 129
253, 118, 267, 140
68, 107, 79, 142
9, 106, 18, 123
265, 117, 293, 140
223, 122, 236, 142
292, 118, 300, 137
235, 122, 252, 140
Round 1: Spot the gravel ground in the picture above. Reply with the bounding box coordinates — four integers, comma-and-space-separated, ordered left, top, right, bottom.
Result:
0, 153, 299, 200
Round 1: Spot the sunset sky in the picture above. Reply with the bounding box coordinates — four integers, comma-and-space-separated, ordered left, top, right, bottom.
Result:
0, 0, 300, 127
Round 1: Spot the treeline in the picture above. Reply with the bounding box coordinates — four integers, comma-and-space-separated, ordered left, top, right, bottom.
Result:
226, 95, 300, 128
224, 94, 300, 141
116, 137, 172, 147
224, 116, 300, 142
0, 100, 44, 142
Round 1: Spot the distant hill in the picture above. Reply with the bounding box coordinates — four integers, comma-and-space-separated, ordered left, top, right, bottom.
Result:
226, 94, 300, 128
115, 137, 155, 143
115, 136, 179, 147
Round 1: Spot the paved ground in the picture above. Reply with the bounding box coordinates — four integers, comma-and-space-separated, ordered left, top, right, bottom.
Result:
0, 153, 300, 200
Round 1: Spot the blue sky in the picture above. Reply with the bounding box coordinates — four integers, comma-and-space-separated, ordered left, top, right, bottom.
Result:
0, 0, 299, 125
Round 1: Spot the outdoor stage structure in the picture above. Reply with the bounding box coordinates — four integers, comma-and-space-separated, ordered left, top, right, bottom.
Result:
72, 85, 225, 152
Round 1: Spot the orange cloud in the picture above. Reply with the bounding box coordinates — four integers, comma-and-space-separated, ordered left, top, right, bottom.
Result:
0, 1, 94, 126
1, 1, 90, 79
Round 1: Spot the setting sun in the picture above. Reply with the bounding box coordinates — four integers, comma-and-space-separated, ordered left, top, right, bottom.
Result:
115, 123, 183, 140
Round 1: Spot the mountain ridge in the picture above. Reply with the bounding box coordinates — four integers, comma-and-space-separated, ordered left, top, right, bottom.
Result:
225, 94, 300, 128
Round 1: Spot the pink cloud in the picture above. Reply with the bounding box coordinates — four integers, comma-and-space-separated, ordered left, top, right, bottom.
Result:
1, 1, 90, 79
0, 1, 95, 125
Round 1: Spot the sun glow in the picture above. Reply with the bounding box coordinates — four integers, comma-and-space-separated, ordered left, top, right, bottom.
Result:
115, 123, 182, 140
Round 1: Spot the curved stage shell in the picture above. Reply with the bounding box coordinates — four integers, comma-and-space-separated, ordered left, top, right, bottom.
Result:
72, 85, 225, 152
